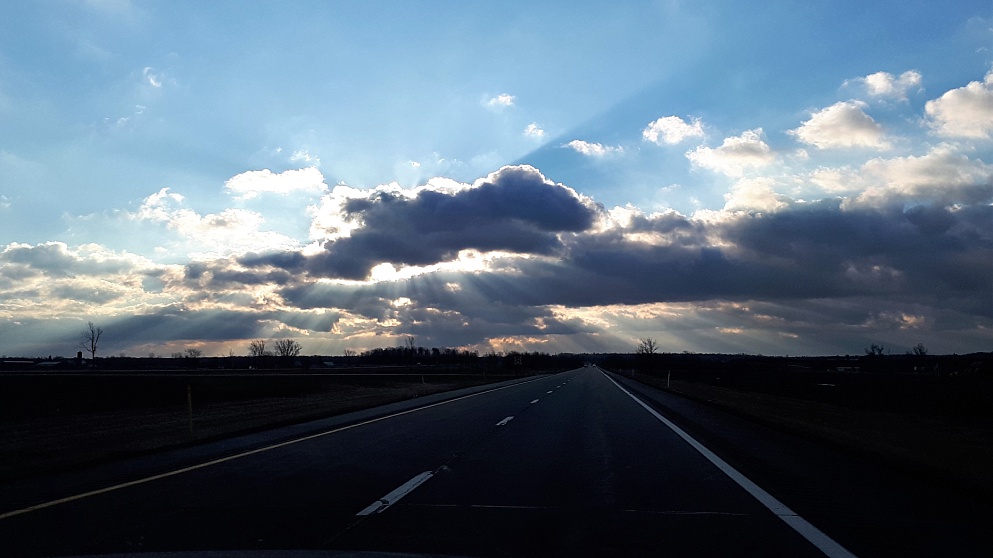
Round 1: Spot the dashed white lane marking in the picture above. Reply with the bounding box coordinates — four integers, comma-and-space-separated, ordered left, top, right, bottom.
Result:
530, 399, 539, 404
496, 416, 514, 426
602, 372, 857, 558
546, 390, 553, 394
356, 471, 434, 516
0, 376, 547, 521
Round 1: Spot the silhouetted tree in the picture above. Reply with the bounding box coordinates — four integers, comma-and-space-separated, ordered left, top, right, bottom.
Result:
864, 343, 885, 356
184, 348, 204, 358
248, 339, 268, 358
80, 321, 103, 361
274, 339, 302, 358
913, 342, 928, 356
636, 337, 659, 372
636, 338, 659, 356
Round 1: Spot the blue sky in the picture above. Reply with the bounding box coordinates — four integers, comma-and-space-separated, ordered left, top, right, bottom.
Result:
1, 1, 992, 357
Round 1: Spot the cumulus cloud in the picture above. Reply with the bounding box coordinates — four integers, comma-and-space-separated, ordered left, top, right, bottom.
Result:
846, 70, 922, 100
4, 152, 991, 356
686, 129, 776, 176
643, 116, 705, 145
565, 140, 622, 157
851, 144, 993, 207
484, 93, 515, 110
723, 177, 792, 213
224, 167, 328, 200
925, 71, 993, 138
789, 101, 889, 150
134, 188, 301, 257
524, 122, 546, 138
244, 165, 600, 280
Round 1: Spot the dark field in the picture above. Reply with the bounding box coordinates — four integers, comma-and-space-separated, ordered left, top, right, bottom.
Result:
627, 363, 993, 499
0, 369, 521, 481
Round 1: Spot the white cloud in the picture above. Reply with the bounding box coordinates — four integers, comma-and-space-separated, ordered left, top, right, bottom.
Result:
565, 140, 622, 157
847, 70, 922, 100
789, 100, 889, 150
524, 122, 545, 138
686, 129, 776, 176
224, 167, 329, 200
925, 71, 993, 139
290, 149, 320, 165
643, 116, 705, 145
142, 67, 162, 88
484, 93, 515, 110
723, 177, 792, 213
134, 188, 301, 257
850, 144, 993, 207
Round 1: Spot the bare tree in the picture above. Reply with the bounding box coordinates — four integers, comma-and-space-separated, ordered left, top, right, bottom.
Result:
912, 342, 928, 357
274, 339, 302, 358
248, 339, 268, 358
343, 348, 356, 358
80, 321, 103, 361
184, 348, 204, 358
864, 343, 885, 356
636, 338, 659, 356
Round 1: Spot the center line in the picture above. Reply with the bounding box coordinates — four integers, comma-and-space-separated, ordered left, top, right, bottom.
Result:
356, 471, 433, 516
530, 399, 539, 404
546, 390, 553, 394
496, 416, 514, 426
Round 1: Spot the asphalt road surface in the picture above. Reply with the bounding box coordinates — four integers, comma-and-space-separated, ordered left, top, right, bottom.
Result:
1, 367, 989, 557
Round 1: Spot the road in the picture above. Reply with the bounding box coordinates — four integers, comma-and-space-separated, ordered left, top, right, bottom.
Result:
1, 367, 989, 557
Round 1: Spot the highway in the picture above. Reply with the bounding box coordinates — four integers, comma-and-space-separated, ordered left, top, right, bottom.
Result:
1, 366, 989, 557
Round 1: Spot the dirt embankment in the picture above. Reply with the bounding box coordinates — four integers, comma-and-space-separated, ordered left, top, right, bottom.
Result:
0, 372, 512, 481
628, 369, 993, 498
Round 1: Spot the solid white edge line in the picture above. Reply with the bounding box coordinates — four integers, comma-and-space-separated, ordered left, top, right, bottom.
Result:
0, 375, 548, 521
601, 371, 858, 558
356, 471, 434, 516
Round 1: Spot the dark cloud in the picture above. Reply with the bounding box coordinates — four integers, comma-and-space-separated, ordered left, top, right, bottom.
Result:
260, 192, 990, 352
105, 306, 341, 346
185, 261, 295, 288
243, 165, 600, 280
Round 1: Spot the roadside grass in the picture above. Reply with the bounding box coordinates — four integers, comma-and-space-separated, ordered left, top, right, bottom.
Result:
630, 374, 993, 499
0, 373, 512, 482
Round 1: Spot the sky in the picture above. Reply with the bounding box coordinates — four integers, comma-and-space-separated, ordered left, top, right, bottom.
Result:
1, 0, 992, 358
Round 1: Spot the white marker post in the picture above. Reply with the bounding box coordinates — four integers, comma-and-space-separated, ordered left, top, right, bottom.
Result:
186, 384, 195, 439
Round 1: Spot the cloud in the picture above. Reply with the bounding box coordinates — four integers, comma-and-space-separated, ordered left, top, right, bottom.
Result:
523, 122, 546, 139
243, 165, 600, 280
789, 101, 889, 150
565, 140, 623, 157
723, 177, 792, 213
484, 93, 515, 110
134, 188, 301, 257
643, 116, 705, 145
224, 167, 329, 200
851, 144, 993, 207
925, 71, 993, 139
3, 154, 990, 356
686, 129, 776, 176
142, 67, 162, 88
846, 70, 922, 100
